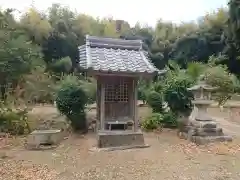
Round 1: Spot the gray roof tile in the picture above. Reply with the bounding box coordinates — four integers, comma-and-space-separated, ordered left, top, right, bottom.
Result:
79, 35, 161, 74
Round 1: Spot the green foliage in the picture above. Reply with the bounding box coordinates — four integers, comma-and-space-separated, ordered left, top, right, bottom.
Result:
146, 91, 164, 113
58, 75, 96, 105
141, 111, 178, 130
204, 65, 236, 105
1, 3, 240, 129
164, 70, 194, 116
186, 62, 206, 82
141, 113, 162, 130
0, 104, 30, 135
0, 10, 41, 100
138, 87, 147, 102
49, 56, 72, 74
56, 76, 88, 131
23, 70, 56, 104
161, 111, 178, 128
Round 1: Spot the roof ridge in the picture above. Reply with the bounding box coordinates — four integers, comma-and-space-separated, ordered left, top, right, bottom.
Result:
86, 35, 143, 43
86, 35, 143, 50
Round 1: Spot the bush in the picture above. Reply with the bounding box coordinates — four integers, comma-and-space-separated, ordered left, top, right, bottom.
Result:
141, 113, 162, 130
0, 105, 30, 135
161, 111, 178, 128
56, 80, 88, 131
146, 91, 164, 113
164, 74, 194, 116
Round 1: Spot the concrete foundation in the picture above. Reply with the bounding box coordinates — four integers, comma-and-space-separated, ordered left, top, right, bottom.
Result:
97, 130, 147, 149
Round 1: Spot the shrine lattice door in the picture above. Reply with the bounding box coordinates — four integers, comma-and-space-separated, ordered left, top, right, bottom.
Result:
104, 77, 133, 122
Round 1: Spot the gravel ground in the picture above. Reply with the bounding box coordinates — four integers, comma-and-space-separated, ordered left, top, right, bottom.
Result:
1, 130, 240, 180
1, 105, 240, 180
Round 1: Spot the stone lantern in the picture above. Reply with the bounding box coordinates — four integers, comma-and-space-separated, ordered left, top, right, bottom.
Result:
180, 76, 232, 145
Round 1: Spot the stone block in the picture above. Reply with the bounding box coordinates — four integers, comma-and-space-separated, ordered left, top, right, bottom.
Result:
189, 120, 217, 128
192, 136, 232, 145
26, 130, 62, 149
195, 127, 224, 137
97, 130, 146, 148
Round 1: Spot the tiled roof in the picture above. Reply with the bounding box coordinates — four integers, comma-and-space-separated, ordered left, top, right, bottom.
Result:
79, 35, 162, 74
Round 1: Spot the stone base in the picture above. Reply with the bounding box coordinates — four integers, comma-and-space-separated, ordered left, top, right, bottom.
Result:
90, 144, 150, 152
97, 130, 146, 148
183, 126, 224, 136
180, 132, 232, 145
192, 135, 232, 145
26, 129, 63, 150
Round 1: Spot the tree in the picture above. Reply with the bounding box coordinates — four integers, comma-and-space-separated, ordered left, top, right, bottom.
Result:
221, 0, 240, 75
20, 8, 52, 44
0, 9, 41, 100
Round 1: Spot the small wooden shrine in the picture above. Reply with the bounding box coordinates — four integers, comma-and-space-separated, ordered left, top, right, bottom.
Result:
79, 35, 163, 149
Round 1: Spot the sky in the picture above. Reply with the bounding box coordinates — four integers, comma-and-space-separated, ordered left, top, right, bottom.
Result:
0, 0, 228, 26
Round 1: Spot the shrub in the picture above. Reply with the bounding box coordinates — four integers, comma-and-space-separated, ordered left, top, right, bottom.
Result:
56, 79, 88, 131
141, 113, 162, 130
0, 105, 30, 135
146, 91, 164, 113
164, 74, 194, 116
161, 111, 178, 128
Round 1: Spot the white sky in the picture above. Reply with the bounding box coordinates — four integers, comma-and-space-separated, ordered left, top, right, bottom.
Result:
0, 0, 228, 26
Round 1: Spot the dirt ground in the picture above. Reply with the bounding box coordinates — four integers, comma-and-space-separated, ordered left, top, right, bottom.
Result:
1, 104, 240, 180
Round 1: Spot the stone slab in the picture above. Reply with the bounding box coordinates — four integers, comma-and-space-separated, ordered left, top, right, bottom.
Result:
189, 120, 217, 128
192, 135, 233, 145
195, 127, 223, 137
179, 132, 232, 144
97, 130, 146, 148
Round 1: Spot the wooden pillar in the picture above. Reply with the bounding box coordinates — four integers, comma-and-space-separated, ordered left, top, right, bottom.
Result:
96, 79, 100, 131
100, 81, 105, 130
133, 78, 138, 131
